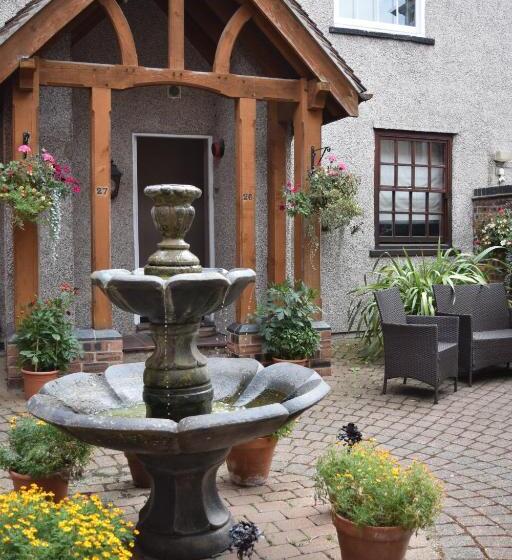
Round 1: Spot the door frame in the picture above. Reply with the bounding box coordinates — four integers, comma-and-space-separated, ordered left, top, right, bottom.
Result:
132, 133, 215, 324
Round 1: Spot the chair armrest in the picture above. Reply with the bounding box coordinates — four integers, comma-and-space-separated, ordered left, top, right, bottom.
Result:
407, 315, 459, 343
437, 312, 473, 373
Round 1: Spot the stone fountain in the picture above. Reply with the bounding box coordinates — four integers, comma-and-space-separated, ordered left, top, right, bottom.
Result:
28, 184, 330, 560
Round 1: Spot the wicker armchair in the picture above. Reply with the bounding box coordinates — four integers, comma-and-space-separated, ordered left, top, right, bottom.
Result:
375, 288, 459, 404
433, 283, 512, 386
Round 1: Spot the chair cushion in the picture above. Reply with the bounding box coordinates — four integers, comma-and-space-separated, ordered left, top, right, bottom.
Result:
474, 329, 512, 342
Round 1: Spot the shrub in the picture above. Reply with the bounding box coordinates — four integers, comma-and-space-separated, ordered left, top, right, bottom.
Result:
0, 485, 135, 559
348, 246, 497, 360
0, 416, 92, 479
316, 440, 443, 530
16, 283, 81, 372
256, 281, 320, 360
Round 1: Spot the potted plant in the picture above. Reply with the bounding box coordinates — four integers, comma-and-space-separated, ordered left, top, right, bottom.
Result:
0, 415, 93, 501
0, 485, 136, 557
256, 280, 320, 366
16, 283, 81, 399
283, 154, 362, 236
226, 422, 294, 487
315, 438, 443, 560
0, 146, 80, 249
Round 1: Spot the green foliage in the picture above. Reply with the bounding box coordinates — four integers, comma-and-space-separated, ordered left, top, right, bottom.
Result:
476, 208, 512, 252
348, 246, 497, 360
315, 441, 443, 530
0, 486, 135, 559
273, 421, 296, 440
283, 156, 363, 234
0, 416, 92, 479
256, 281, 320, 360
16, 285, 81, 372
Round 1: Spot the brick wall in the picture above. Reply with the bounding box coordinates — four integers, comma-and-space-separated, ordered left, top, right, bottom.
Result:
473, 185, 512, 226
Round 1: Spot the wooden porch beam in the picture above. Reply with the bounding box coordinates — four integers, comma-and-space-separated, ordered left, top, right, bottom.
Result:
90, 87, 112, 329
267, 101, 288, 285
0, 0, 96, 85
168, 0, 184, 69
97, 0, 138, 66
37, 59, 302, 102
293, 80, 323, 306
12, 71, 40, 326
235, 98, 257, 324
213, 5, 252, 74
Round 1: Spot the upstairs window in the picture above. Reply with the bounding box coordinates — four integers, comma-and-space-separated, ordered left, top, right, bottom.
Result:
335, 0, 425, 36
375, 130, 452, 248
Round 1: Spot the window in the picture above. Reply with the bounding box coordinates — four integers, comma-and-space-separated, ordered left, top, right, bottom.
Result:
375, 130, 452, 248
335, 0, 425, 36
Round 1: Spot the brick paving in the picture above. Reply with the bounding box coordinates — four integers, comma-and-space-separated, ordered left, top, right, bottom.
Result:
0, 340, 511, 560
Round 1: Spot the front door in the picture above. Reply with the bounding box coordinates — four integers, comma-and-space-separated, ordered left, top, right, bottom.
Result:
136, 136, 210, 269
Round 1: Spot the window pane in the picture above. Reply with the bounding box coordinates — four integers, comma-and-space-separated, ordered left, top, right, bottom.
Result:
412, 214, 426, 236
395, 191, 410, 213
398, 166, 412, 187
415, 167, 428, 188
412, 192, 426, 212
379, 191, 393, 212
397, 141, 412, 164
429, 215, 442, 237
378, 0, 396, 23
397, 0, 415, 26
415, 142, 428, 165
432, 143, 445, 165
429, 193, 442, 213
356, 0, 374, 21
394, 214, 409, 236
340, 0, 355, 18
379, 213, 393, 236
381, 139, 395, 163
381, 165, 394, 186
431, 168, 444, 188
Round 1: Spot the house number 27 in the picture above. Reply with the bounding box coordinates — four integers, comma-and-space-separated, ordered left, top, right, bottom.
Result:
96, 186, 109, 196
242, 193, 253, 201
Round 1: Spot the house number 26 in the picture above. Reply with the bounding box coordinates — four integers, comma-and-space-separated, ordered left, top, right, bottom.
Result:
96, 186, 109, 196
242, 193, 253, 201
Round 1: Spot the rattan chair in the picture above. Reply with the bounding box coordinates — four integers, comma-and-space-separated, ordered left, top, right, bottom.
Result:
433, 283, 512, 386
375, 288, 459, 404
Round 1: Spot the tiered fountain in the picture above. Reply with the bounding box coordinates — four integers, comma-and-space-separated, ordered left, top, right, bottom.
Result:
28, 184, 330, 560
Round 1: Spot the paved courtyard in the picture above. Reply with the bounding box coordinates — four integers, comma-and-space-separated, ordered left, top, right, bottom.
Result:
0, 340, 511, 560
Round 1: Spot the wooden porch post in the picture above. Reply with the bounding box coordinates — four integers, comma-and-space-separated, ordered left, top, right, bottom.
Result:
90, 87, 112, 329
293, 79, 323, 306
12, 67, 40, 325
235, 97, 257, 323
267, 101, 287, 285
168, 0, 184, 69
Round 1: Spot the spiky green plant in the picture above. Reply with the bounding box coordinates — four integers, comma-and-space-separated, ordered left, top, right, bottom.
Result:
348, 246, 499, 360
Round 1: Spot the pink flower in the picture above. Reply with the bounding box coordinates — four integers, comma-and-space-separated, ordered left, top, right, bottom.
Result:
328, 155, 337, 164
17, 145, 31, 154
72, 185, 81, 193
42, 151, 56, 165
290, 185, 298, 193
338, 162, 348, 171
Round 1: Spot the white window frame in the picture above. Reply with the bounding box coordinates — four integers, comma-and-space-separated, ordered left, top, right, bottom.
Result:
334, 0, 425, 37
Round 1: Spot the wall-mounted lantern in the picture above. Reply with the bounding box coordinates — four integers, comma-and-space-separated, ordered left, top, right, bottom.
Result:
110, 159, 123, 200
211, 139, 225, 160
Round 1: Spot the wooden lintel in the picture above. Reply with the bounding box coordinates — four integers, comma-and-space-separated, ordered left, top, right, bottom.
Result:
12, 70, 40, 326
267, 102, 288, 285
235, 98, 257, 324
37, 59, 302, 102
213, 5, 252, 74
90, 87, 112, 329
293, 80, 323, 308
168, 0, 185, 69
97, 0, 138, 66
308, 81, 330, 110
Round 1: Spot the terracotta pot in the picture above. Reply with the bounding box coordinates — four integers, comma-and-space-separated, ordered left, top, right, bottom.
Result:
9, 470, 69, 502
21, 367, 59, 400
332, 512, 413, 560
226, 436, 278, 487
125, 453, 151, 488
272, 357, 308, 367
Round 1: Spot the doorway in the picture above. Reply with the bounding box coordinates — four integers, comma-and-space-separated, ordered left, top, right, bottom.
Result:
133, 134, 214, 271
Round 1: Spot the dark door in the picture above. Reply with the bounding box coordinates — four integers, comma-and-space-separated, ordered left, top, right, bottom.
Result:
137, 136, 209, 268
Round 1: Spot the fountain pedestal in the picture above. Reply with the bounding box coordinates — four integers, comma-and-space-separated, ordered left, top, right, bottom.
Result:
136, 449, 232, 560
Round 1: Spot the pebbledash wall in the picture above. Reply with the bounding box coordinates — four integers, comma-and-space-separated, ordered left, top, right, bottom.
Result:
2, 0, 512, 349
